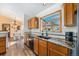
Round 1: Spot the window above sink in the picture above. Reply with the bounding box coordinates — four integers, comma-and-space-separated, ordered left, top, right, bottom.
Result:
40, 10, 62, 33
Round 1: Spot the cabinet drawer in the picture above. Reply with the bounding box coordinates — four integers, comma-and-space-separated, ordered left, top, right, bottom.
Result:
0, 47, 6, 54
0, 40, 6, 47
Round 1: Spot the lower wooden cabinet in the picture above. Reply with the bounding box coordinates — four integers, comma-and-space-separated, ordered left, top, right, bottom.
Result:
0, 47, 6, 54
34, 37, 39, 55
0, 37, 6, 54
39, 39, 47, 56
48, 48, 64, 56
48, 42, 70, 56
33, 37, 70, 56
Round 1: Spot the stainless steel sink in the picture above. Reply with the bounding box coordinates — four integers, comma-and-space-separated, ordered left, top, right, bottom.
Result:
38, 36, 51, 39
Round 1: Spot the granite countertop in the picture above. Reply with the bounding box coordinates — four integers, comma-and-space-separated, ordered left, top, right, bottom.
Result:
38, 36, 76, 50
0, 31, 8, 37
47, 38, 75, 49
28, 34, 76, 49
0, 31, 8, 33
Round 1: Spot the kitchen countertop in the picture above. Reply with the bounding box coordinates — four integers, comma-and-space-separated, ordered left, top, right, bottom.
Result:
0, 31, 8, 37
27, 34, 76, 50
27, 34, 76, 55
38, 36, 76, 50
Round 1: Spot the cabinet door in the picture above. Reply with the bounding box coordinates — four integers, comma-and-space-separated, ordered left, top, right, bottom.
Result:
64, 3, 74, 26
30, 17, 39, 29
0, 39, 6, 47
0, 47, 6, 54
34, 37, 39, 55
0, 37, 6, 54
48, 42, 70, 56
39, 40, 47, 56
39, 44, 47, 56
48, 48, 64, 56
34, 18, 39, 28
31, 18, 35, 28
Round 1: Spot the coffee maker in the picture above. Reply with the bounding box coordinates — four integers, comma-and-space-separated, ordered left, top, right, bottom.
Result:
65, 32, 73, 42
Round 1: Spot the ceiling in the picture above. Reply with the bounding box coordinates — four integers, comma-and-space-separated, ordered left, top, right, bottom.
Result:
0, 3, 55, 21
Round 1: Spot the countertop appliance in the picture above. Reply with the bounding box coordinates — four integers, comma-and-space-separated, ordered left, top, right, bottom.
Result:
65, 32, 73, 42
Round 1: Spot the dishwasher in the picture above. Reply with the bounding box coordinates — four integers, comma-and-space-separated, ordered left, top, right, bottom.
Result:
29, 37, 34, 50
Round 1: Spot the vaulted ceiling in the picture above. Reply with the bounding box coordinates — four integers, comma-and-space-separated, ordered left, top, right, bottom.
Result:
0, 3, 54, 21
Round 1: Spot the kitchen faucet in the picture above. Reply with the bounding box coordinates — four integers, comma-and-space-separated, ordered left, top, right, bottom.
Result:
46, 30, 48, 36
41, 29, 48, 37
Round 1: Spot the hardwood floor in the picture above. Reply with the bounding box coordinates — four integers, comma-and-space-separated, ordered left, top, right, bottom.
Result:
0, 39, 35, 56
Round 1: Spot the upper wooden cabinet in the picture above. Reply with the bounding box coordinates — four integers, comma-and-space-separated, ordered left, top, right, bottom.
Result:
64, 3, 77, 27
28, 17, 39, 29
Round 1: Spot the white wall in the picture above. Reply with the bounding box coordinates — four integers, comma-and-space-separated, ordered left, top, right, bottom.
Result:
24, 14, 29, 32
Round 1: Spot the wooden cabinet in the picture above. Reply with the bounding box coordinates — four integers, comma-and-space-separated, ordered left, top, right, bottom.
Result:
34, 37, 39, 55
0, 37, 6, 54
39, 39, 47, 56
48, 42, 70, 56
31, 17, 39, 28
31, 18, 35, 28
48, 48, 64, 56
28, 17, 39, 29
33, 37, 70, 56
64, 3, 76, 26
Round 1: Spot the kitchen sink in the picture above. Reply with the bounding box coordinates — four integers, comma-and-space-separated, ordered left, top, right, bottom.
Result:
43, 37, 51, 39
38, 36, 51, 39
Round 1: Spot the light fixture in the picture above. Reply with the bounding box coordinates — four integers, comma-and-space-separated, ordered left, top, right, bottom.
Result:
11, 16, 17, 29
42, 3, 46, 6
14, 20, 16, 25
